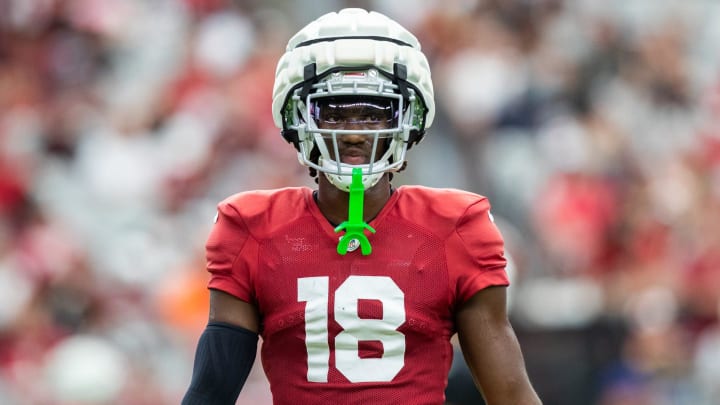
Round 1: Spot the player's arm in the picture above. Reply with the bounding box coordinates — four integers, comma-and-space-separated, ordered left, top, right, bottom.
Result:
456, 285, 542, 405
181, 289, 260, 405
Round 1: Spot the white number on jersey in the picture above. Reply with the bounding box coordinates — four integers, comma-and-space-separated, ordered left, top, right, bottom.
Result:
298, 275, 406, 383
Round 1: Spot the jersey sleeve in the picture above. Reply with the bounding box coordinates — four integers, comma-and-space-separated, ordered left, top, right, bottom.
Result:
205, 201, 257, 304
446, 197, 509, 304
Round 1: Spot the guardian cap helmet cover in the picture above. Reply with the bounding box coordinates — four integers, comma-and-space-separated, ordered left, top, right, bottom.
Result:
271, 8, 435, 191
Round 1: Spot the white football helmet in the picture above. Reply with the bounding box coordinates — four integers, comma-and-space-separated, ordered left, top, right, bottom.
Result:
272, 8, 435, 191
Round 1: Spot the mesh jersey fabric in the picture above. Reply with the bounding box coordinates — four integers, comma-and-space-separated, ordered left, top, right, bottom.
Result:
206, 186, 509, 405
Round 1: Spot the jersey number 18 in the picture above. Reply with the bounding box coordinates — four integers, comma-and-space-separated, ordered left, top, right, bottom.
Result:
298, 275, 406, 383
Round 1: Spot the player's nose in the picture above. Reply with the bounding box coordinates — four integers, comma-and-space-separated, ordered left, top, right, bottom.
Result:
338, 132, 371, 146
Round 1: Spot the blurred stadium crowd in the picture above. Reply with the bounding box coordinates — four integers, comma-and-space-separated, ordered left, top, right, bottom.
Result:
1, 0, 719, 404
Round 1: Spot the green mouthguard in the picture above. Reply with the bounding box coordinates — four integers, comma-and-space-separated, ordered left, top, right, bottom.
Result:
334, 167, 376, 255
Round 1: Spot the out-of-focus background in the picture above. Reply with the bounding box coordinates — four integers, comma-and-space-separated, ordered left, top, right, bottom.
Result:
1, 0, 719, 404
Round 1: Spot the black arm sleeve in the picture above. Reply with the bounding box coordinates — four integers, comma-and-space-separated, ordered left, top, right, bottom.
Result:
181, 322, 259, 405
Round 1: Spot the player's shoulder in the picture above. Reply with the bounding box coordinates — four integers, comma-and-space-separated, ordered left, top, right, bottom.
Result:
393, 186, 493, 236
218, 187, 311, 227
396, 185, 490, 213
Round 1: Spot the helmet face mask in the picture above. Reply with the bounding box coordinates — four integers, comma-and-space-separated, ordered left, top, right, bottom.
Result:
287, 69, 419, 191
271, 9, 435, 191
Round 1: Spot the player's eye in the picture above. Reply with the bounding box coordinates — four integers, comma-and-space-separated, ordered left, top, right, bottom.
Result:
325, 115, 341, 123
363, 113, 382, 124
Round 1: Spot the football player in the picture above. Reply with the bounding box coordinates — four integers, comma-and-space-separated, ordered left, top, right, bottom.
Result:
182, 8, 541, 405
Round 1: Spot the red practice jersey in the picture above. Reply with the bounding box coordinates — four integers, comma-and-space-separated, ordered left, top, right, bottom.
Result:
206, 186, 509, 405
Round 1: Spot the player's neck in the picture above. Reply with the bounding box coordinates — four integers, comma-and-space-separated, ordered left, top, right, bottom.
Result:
315, 174, 392, 226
